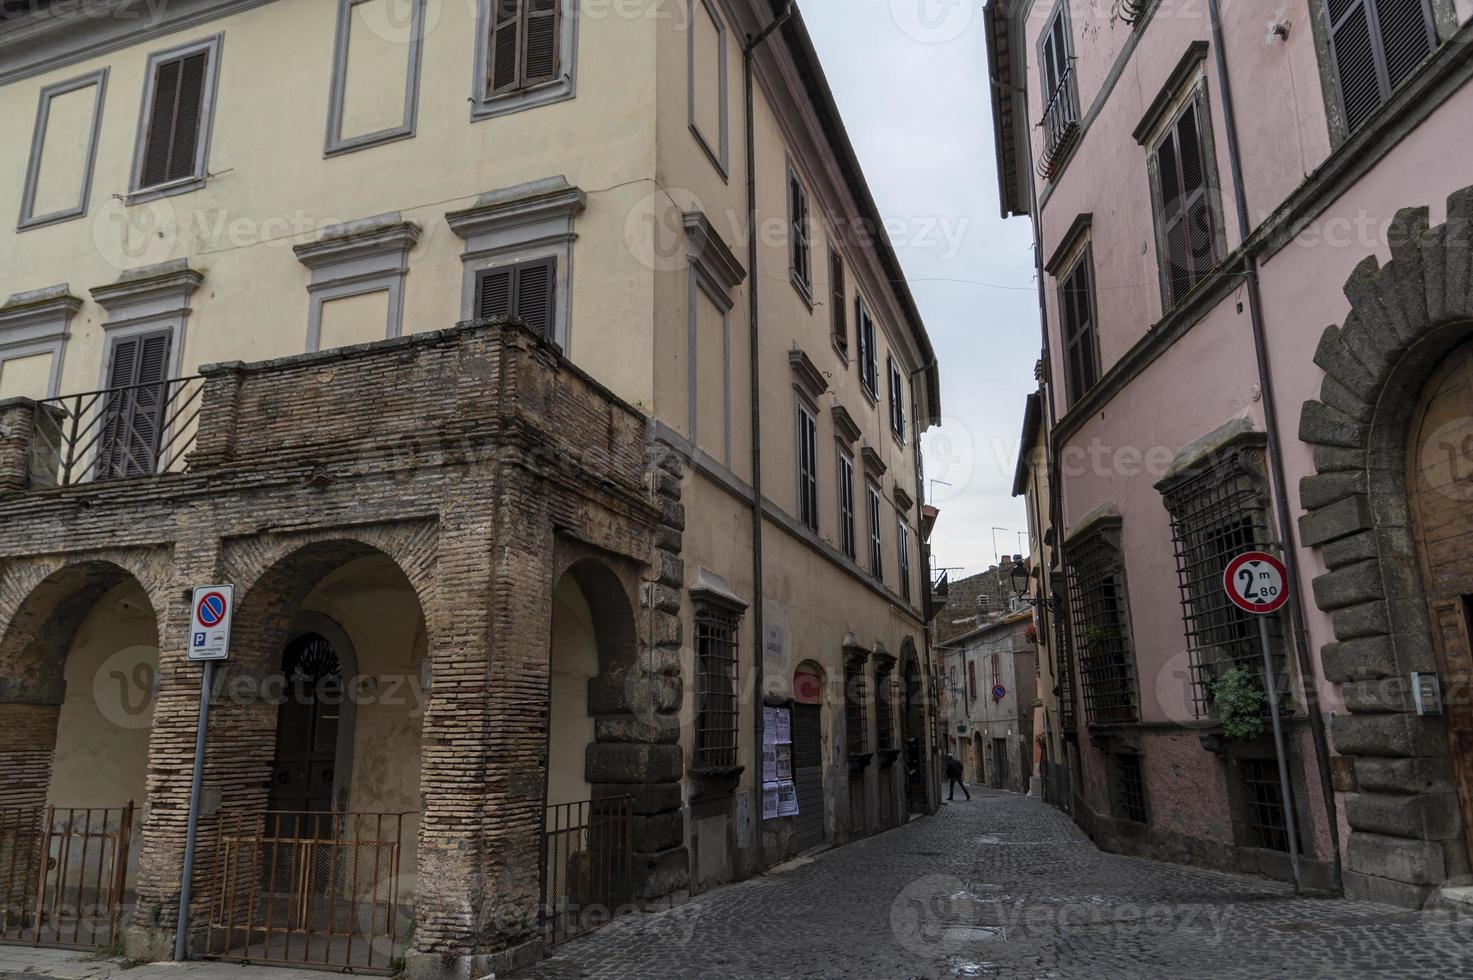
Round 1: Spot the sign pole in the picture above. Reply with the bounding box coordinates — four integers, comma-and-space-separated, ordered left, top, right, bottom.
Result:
174, 658, 213, 961
1259, 614, 1302, 892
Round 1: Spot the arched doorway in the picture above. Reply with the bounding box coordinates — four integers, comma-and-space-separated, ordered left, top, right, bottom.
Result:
901, 642, 928, 814
204, 546, 425, 971
791, 662, 826, 850
1407, 338, 1473, 859
0, 561, 159, 949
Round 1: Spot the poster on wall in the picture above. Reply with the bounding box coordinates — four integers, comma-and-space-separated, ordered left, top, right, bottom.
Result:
775, 743, 793, 781
777, 780, 799, 817
762, 781, 780, 820
762, 746, 778, 782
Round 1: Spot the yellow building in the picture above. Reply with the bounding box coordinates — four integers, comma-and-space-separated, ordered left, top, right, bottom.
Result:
0, 0, 941, 974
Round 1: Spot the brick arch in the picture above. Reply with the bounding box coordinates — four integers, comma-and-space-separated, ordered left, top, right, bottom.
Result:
1296, 187, 1473, 906
0, 553, 166, 810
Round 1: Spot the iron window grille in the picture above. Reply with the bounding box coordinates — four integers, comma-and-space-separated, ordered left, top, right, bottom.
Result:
867, 482, 883, 579
838, 450, 856, 560
1059, 246, 1100, 404
1112, 752, 1149, 823
1159, 436, 1286, 719
898, 519, 912, 602
1239, 758, 1291, 851
1065, 522, 1140, 725
1055, 603, 1077, 732
1324, 0, 1437, 135
693, 603, 741, 771
874, 660, 897, 753
845, 655, 870, 759
796, 401, 819, 531
1149, 85, 1220, 308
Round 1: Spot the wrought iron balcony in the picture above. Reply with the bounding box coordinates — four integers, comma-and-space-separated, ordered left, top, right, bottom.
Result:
27, 376, 204, 488
1036, 64, 1081, 183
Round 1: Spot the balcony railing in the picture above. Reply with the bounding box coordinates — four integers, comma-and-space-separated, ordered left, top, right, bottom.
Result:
1036, 63, 1080, 182
29, 376, 204, 488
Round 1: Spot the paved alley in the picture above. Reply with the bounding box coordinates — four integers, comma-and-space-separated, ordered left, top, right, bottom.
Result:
518, 790, 1473, 979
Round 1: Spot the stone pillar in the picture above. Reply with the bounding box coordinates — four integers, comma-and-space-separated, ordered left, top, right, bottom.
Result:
188, 363, 244, 470
0, 397, 38, 493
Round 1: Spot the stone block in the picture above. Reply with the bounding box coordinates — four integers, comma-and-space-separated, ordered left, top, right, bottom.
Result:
1318, 376, 1374, 423
1312, 561, 1384, 611
1330, 600, 1389, 640
1346, 831, 1448, 886
630, 809, 685, 853
1298, 400, 1366, 449
1321, 636, 1397, 681
1299, 495, 1373, 547
1312, 443, 1366, 473
632, 845, 690, 900
594, 716, 681, 745
1340, 676, 1409, 713
1331, 713, 1446, 759
1321, 531, 1379, 570
1312, 324, 1377, 398
1343, 869, 1435, 909
586, 742, 683, 784
1354, 756, 1458, 795
1299, 471, 1367, 511
592, 780, 683, 815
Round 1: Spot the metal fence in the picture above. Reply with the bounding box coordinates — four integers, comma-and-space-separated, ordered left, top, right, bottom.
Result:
542, 798, 633, 946
0, 804, 134, 950
204, 810, 409, 973
30, 376, 204, 488
1036, 62, 1080, 181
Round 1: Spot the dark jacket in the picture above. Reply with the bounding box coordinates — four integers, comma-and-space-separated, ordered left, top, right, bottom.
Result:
945, 757, 964, 780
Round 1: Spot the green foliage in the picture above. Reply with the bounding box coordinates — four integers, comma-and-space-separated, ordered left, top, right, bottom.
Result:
1210, 666, 1267, 740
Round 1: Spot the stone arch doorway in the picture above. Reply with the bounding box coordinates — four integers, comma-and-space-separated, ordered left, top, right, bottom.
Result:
1296, 190, 1473, 905
0, 558, 161, 947
901, 639, 928, 814
791, 661, 827, 850
1406, 338, 1473, 863
199, 542, 428, 969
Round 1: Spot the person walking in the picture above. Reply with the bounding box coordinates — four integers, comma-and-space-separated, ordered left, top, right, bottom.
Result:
945, 754, 970, 802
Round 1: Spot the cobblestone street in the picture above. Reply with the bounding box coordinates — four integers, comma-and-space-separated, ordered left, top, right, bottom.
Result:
520, 789, 1473, 979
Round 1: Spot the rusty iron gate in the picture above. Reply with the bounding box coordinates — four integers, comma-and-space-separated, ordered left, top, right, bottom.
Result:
0, 804, 134, 950
204, 810, 409, 973
541, 797, 633, 946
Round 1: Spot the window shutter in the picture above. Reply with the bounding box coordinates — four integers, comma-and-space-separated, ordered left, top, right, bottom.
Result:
830, 252, 847, 351
490, 0, 524, 93
102, 332, 171, 478
515, 258, 555, 339
107, 336, 141, 390
1375, 0, 1435, 87
1327, 0, 1433, 134
140, 51, 208, 188
523, 0, 560, 85
475, 267, 514, 318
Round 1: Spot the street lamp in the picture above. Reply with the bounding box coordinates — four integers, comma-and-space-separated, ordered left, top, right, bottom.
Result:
1010, 555, 1060, 612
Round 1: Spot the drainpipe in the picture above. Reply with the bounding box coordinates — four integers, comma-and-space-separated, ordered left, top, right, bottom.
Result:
742, 0, 791, 875
910, 358, 941, 810
1206, 0, 1343, 892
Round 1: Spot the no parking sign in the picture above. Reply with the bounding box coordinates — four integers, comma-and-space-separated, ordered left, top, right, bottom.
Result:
188, 584, 234, 661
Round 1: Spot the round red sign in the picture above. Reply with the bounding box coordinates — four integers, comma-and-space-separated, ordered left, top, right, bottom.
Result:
1222, 551, 1290, 615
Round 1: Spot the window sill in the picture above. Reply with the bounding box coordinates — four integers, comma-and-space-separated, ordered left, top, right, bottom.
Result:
891, 429, 906, 450
470, 75, 575, 122
17, 206, 88, 233
847, 752, 873, 771
325, 125, 416, 159
125, 174, 206, 206
876, 748, 901, 768
859, 383, 878, 407
689, 764, 744, 798
831, 337, 849, 366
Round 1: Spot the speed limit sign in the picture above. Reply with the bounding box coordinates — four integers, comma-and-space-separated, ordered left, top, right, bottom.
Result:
1223, 551, 1290, 615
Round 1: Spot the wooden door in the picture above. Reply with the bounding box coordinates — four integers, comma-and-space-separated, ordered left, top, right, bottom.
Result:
267, 633, 343, 831
1407, 339, 1473, 864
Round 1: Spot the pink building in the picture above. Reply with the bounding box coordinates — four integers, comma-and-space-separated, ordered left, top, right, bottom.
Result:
987, 0, 1473, 906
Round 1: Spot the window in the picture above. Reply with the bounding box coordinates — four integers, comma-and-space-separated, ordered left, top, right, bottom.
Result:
838, 448, 856, 560
830, 249, 847, 354
967, 658, 977, 701
874, 658, 897, 754
1150, 88, 1219, 307
475, 257, 556, 339
130, 36, 221, 199
1059, 247, 1100, 403
796, 400, 819, 531
693, 602, 741, 770
687, 0, 728, 174
856, 298, 878, 398
99, 331, 172, 480
1323, 0, 1437, 134
1160, 434, 1282, 719
887, 355, 906, 441
788, 171, 812, 297
1037, 0, 1079, 179
1239, 758, 1291, 851
294, 214, 420, 352
898, 519, 912, 602
472, 0, 576, 117
1065, 521, 1139, 725
1111, 752, 1149, 824
866, 481, 883, 579
845, 653, 869, 759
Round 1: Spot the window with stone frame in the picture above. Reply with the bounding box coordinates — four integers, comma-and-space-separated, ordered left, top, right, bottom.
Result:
897, 518, 912, 602
693, 601, 741, 770
866, 481, 883, 579
1147, 81, 1223, 309
1064, 519, 1140, 725
874, 655, 897, 754
844, 651, 870, 760
1320, 0, 1438, 137
837, 448, 856, 560
1055, 605, 1077, 732
1059, 245, 1100, 405
1158, 432, 1286, 720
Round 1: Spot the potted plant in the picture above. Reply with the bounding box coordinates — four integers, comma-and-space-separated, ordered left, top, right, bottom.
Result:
1208, 665, 1267, 740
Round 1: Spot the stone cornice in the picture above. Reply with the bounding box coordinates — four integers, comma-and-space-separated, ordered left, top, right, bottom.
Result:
892, 483, 914, 516
831, 404, 861, 446
90, 260, 204, 312
445, 176, 587, 242
0, 284, 82, 341
788, 347, 828, 400
860, 443, 887, 478
684, 210, 746, 294
293, 214, 421, 269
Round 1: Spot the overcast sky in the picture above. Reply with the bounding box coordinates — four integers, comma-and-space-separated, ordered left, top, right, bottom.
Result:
803, 0, 1039, 578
